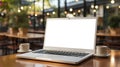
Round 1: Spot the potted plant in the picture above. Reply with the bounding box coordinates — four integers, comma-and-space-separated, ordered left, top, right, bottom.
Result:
108, 15, 120, 34
8, 10, 29, 35
8, 24, 18, 35
16, 11, 29, 36
8, 12, 18, 34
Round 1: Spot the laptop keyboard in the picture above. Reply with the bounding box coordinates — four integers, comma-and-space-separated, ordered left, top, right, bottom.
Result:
33, 50, 89, 57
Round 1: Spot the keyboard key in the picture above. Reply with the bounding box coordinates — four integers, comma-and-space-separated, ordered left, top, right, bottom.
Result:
33, 50, 89, 57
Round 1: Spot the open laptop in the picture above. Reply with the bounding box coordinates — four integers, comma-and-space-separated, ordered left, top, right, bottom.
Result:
16, 18, 97, 64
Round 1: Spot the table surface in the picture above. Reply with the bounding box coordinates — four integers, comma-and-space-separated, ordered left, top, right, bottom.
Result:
0, 50, 120, 67
97, 33, 120, 37
0, 32, 44, 39
28, 29, 45, 34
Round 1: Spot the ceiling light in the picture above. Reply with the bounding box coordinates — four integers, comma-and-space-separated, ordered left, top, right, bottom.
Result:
106, 5, 110, 9
78, 10, 81, 13
95, 5, 98, 9
20, 6, 24, 10
119, 5, 120, 8
93, 9, 96, 13
29, 6, 31, 9
111, 0, 115, 4
64, 11, 67, 14
73, 12, 76, 15
52, 11, 55, 15
91, 4, 94, 9
47, 13, 50, 16
69, 8, 73, 12
75, 0, 79, 2
18, 9, 21, 13
35, 14, 38, 16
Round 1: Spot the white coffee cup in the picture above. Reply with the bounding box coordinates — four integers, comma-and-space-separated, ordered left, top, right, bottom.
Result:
18, 43, 31, 52
95, 46, 110, 56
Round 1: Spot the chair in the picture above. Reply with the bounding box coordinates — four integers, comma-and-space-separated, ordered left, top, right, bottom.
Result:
5, 37, 19, 54
0, 41, 7, 55
0, 36, 10, 55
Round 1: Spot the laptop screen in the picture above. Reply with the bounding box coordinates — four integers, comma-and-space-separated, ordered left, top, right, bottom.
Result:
44, 18, 97, 50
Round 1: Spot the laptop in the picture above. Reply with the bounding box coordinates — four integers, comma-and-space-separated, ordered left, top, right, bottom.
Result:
16, 18, 97, 64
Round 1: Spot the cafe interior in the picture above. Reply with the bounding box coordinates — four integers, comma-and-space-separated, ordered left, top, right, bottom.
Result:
0, 0, 120, 67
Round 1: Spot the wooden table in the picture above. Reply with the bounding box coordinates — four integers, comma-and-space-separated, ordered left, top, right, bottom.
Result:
0, 32, 44, 39
28, 29, 45, 34
96, 33, 120, 49
0, 32, 44, 44
0, 50, 119, 67
97, 33, 120, 37
0, 32, 44, 54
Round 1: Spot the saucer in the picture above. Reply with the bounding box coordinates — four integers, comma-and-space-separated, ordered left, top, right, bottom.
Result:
17, 49, 32, 53
94, 54, 110, 57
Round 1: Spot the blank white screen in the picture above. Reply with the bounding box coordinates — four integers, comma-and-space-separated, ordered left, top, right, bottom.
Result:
44, 18, 97, 50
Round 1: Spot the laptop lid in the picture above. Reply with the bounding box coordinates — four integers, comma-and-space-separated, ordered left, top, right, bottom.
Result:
44, 18, 97, 51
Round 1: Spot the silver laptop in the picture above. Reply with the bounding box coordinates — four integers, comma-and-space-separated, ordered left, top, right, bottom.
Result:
16, 18, 97, 64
